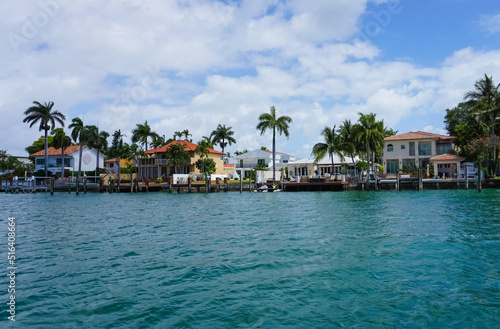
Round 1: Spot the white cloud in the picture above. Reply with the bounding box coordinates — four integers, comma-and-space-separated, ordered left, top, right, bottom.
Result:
481, 13, 500, 34
1, 1, 500, 160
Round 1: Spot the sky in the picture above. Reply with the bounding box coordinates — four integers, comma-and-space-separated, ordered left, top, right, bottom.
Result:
2, 0, 500, 159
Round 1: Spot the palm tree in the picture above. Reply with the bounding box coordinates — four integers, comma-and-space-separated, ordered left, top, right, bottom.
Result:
339, 119, 359, 175
23, 101, 66, 176
165, 142, 190, 174
210, 124, 236, 154
151, 135, 168, 149
195, 139, 212, 177
51, 128, 72, 178
182, 129, 192, 142
131, 120, 159, 151
464, 74, 500, 174
68, 117, 88, 185
173, 131, 183, 140
256, 106, 293, 183
355, 113, 385, 187
86, 125, 109, 175
311, 126, 344, 176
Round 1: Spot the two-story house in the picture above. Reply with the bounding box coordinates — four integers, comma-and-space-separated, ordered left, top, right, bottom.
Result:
383, 131, 464, 178
234, 149, 295, 179
139, 140, 225, 179
31, 145, 105, 175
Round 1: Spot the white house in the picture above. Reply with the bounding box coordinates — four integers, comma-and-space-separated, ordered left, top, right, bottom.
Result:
286, 154, 358, 178
31, 145, 105, 175
234, 149, 295, 179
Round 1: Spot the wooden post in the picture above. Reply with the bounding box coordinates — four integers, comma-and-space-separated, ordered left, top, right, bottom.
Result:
216, 177, 220, 192
188, 177, 192, 193
50, 177, 54, 195
76, 176, 80, 195
396, 171, 400, 191
418, 169, 423, 191
84, 176, 87, 194
465, 166, 469, 190
130, 173, 133, 193
478, 168, 482, 193
239, 171, 243, 193
223, 177, 228, 192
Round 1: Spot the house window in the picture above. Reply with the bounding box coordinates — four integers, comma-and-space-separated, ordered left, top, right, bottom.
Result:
257, 159, 265, 166
36, 159, 44, 165
387, 144, 394, 152
418, 142, 432, 156
438, 144, 451, 155
401, 145, 405, 149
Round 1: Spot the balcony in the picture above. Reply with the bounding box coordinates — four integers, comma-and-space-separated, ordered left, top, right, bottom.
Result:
155, 159, 169, 165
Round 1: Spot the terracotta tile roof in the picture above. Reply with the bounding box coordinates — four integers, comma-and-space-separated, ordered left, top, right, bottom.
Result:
430, 154, 465, 162
31, 145, 86, 157
224, 164, 235, 168
104, 158, 118, 163
385, 131, 455, 141
145, 140, 224, 155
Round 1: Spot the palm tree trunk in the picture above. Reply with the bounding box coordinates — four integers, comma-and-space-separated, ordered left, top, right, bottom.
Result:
44, 129, 49, 177
78, 144, 83, 179
490, 113, 497, 176
331, 153, 335, 176
272, 128, 276, 183
61, 147, 65, 179
366, 144, 370, 188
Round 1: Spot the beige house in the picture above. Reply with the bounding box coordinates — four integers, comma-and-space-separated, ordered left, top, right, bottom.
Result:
383, 131, 460, 178
139, 140, 225, 179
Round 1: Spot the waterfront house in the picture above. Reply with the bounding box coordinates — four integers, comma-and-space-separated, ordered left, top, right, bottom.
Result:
383, 131, 462, 178
234, 149, 295, 179
286, 155, 358, 179
31, 145, 105, 175
104, 158, 134, 174
139, 140, 225, 179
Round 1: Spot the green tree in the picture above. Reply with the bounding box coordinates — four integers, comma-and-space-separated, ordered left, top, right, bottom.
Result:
173, 131, 183, 140
464, 74, 500, 174
339, 119, 359, 173
182, 129, 192, 142
165, 143, 190, 174
23, 101, 66, 176
195, 158, 216, 176
131, 120, 159, 151
25, 135, 54, 155
210, 124, 236, 154
354, 113, 385, 186
311, 126, 344, 175
107, 130, 126, 177
51, 128, 73, 178
256, 106, 292, 183
68, 117, 88, 183
86, 125, 109, 174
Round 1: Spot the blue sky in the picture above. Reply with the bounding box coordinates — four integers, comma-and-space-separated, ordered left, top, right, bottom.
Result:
1, 0, 500, 159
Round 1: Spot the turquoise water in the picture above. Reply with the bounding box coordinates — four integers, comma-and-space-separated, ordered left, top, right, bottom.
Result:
1, 190, 500, 328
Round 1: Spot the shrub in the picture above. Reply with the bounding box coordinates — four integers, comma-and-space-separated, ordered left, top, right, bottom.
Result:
155, 178, 163, 183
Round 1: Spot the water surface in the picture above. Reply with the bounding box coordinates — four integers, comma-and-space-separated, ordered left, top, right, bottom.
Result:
1, 190, 499, 328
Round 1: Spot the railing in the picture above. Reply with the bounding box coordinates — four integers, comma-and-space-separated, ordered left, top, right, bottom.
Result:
236, 163, 267, 169
155, 159, 169, 165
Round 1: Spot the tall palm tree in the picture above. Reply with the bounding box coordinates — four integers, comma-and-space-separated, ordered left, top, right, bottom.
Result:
256, 106, 293, 183
355, 113, 385, 186
51, 128, 72, 178
86, 125, 109, 175
23, 101, 66, 176
165, 142, 190, 174
68, 117, 88, 184
210, 124, 236, 154
311, 126, 344, 175
464, 74, 500, 174
131, 120, 159, 151
151, 135, 168, 149
339, 119, 359, 174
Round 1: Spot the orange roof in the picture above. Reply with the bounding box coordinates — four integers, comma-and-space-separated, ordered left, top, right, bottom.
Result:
104, 158, 118, 163
430, 154, 465, 162
145, 140, 224, 155
31, 145, 86, 156
385, 131, 455, 141
224, 163, 235, 168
